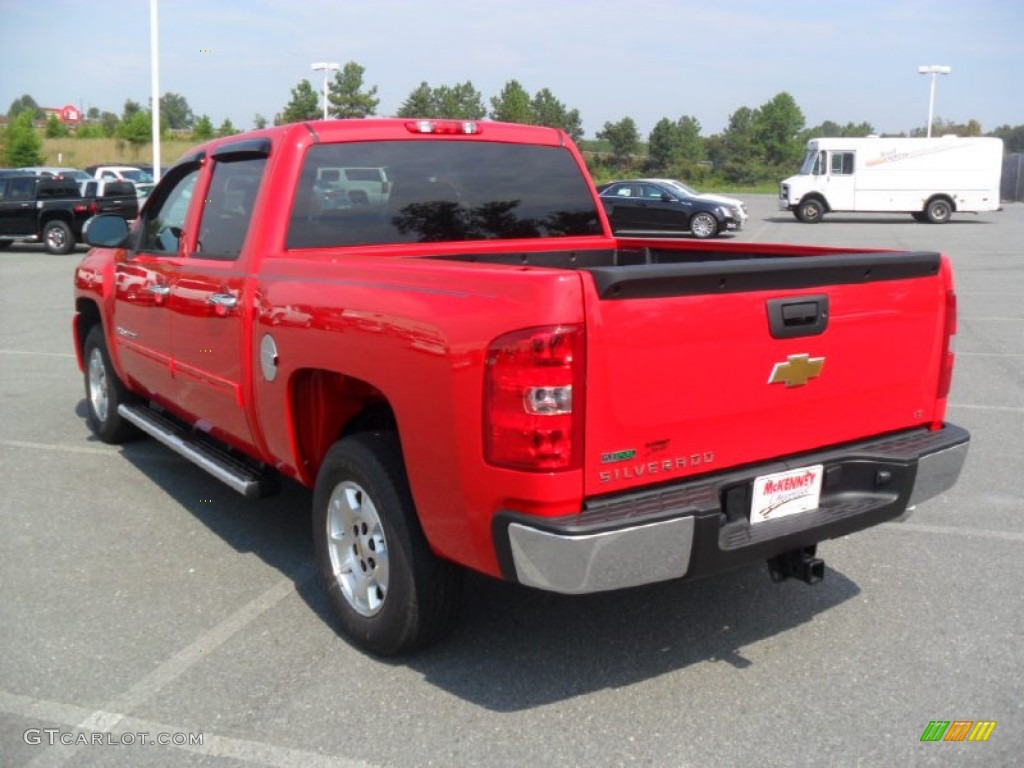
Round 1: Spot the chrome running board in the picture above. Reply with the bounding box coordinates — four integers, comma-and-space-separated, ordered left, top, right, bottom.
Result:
118, 403, 274, 498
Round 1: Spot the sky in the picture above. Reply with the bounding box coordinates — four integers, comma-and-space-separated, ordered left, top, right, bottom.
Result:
1, 0, 1022, 140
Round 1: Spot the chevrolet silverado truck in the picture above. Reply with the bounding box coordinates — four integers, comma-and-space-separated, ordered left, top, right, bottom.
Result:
73, 119, 969, 655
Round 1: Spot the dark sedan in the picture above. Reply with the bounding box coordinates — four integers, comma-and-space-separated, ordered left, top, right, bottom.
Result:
597, 179, 740, 238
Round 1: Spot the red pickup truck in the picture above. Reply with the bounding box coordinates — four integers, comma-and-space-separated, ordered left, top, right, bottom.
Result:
73, 119, 969, 655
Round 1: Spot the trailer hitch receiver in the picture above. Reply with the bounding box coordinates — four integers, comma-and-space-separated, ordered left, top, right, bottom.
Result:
768, 545, 825, 585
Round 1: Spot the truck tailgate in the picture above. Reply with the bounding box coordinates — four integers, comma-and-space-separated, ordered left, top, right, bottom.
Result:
581, 248, 951, 497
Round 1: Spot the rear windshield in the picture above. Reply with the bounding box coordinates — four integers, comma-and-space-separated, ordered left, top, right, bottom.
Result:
102, 181, 136, 197
37, 182, 81, 199
287, 140, 600, 249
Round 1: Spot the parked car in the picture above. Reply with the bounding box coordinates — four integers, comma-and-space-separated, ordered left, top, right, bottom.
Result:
0, 172, 96, 253
653, 178, 749, 224
597, 179, 740, 238
19, 166, 95, 195
85, 165, 155, 198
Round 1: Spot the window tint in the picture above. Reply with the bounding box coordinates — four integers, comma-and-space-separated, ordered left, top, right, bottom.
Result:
287, 140, 600, 249
639, 184, 666, 199
137, 166, 200, 254
195, 157, 266, 260
37, 182, 80, 199
7, 178, 36, 200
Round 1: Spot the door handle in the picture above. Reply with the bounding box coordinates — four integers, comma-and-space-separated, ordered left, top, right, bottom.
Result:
208, 293, 238, 309
146, 284, 170, 296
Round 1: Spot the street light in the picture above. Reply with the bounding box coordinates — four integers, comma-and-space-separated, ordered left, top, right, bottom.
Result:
311, 61, 340, 121
917, 65, 952, 138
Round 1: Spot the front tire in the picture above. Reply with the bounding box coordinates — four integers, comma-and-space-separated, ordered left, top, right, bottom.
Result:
925, 198, 952, 224
796, 198, 825, 223
689, 211, 719, 239
313, 432, 463, 656
43, 220, 75, 254
83, 325, 139, 443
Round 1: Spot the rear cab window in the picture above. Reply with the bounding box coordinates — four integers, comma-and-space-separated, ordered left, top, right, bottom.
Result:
286, 140, 600, 249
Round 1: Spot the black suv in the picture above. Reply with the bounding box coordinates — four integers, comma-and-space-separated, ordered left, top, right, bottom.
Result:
597, 179, 740, 239
0, 172, 97, 254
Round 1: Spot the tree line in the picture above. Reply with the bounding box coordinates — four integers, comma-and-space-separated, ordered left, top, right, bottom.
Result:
4, 61, 1023, 184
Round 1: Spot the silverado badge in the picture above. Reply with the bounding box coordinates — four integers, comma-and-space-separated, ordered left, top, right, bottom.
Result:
768, 354, 825, 388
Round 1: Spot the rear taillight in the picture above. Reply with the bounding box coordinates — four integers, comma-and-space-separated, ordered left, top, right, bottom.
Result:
936, 289, 956, 401
484, 325, 584, 471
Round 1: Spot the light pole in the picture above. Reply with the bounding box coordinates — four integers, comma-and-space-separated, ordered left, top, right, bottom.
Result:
311, 62, 340, 121
917, 65, 951, 138
150, 0, 161, 182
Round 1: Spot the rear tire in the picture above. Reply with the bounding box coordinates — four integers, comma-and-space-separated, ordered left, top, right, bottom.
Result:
689, 211, 719, 239
43, 220, 75, 254
313, 432, 464, 656
0, 238, 13, 250
83, 325, 139, 443
925, 198, 953, 224
796, 198, 825, 223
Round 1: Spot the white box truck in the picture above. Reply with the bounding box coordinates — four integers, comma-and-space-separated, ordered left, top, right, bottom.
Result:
779, 136, 1003, 223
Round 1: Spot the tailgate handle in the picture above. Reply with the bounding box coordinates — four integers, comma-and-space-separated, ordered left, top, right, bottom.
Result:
767, 295, 829, 339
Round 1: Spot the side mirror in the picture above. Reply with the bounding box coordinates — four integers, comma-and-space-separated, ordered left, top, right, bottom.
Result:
661, 193, 673, 202
84, 214, 130, 247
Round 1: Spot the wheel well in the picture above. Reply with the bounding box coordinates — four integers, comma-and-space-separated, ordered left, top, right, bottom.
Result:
289, 368, 397, 480
926, 194, 956, 212
800, 194, 829, 212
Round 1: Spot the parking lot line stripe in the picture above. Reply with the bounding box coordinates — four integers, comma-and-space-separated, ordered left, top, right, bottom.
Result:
882, 522, 1024, 543
958, 352, 1024, 358
0, 349, 76, 358
948, 403, 1024, 414
0, 439, 116, 456
0, 689, 373, 768
20, 564, 318, 768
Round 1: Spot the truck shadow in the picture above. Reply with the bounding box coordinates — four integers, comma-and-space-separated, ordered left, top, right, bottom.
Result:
406, 564, 859, 711
94, 404, 860, 713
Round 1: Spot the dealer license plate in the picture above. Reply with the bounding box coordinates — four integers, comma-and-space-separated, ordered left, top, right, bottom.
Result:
750, 464, 823, 524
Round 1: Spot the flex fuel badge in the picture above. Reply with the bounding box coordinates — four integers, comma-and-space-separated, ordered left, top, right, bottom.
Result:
600, 449, 636, 464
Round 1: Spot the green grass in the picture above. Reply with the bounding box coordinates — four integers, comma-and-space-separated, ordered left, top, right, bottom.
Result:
41, 137, 198, 168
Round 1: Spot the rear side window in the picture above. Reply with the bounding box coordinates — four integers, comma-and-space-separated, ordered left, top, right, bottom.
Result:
287, 140, 600, 249
6, 178, 36, 200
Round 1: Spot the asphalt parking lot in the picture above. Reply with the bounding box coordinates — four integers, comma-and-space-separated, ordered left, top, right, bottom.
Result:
1, 195, 1021, 767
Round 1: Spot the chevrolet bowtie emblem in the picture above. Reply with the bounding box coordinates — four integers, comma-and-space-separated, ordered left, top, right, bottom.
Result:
768, 354, 825, 387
